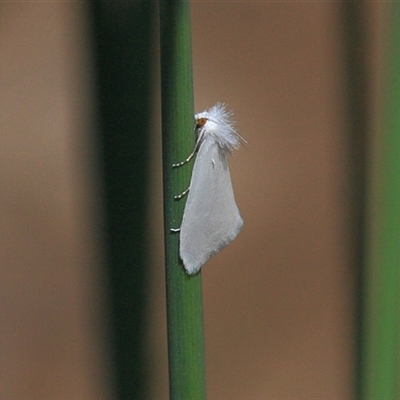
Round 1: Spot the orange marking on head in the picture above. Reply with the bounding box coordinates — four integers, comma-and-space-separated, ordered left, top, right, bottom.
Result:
196, 117, 207, 128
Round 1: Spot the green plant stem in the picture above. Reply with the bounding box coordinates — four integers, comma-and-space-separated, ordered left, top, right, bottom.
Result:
361, 5, 400, 399
89, 2, 155, 398
160, 1, 206, 399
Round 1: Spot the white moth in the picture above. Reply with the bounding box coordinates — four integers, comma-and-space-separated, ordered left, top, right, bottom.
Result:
173, 103, 244, 274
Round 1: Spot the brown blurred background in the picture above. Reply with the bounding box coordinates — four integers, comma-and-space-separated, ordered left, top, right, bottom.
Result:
0, 2, 386, 399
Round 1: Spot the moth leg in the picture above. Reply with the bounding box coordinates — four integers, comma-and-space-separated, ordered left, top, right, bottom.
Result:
172, 137, 202, 167
172, 149, 196, 167
170, 228, 181, 233
174, 187, 190, 200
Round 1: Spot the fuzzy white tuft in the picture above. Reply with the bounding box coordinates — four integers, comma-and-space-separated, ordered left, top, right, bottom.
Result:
195, 103, 245, 153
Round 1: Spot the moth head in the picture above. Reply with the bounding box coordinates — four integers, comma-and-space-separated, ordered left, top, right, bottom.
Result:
195, 115, 222, 140
195, 103, 245, 151
196, 117, 207, 129
195, 116, 209, 143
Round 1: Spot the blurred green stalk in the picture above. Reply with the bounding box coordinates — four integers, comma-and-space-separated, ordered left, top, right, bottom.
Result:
361, 5, 400, 399
159, 1, 206, 399
89, 2, 155, 398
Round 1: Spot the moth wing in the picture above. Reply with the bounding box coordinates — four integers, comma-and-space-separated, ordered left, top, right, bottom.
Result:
179, 137, 243, 274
